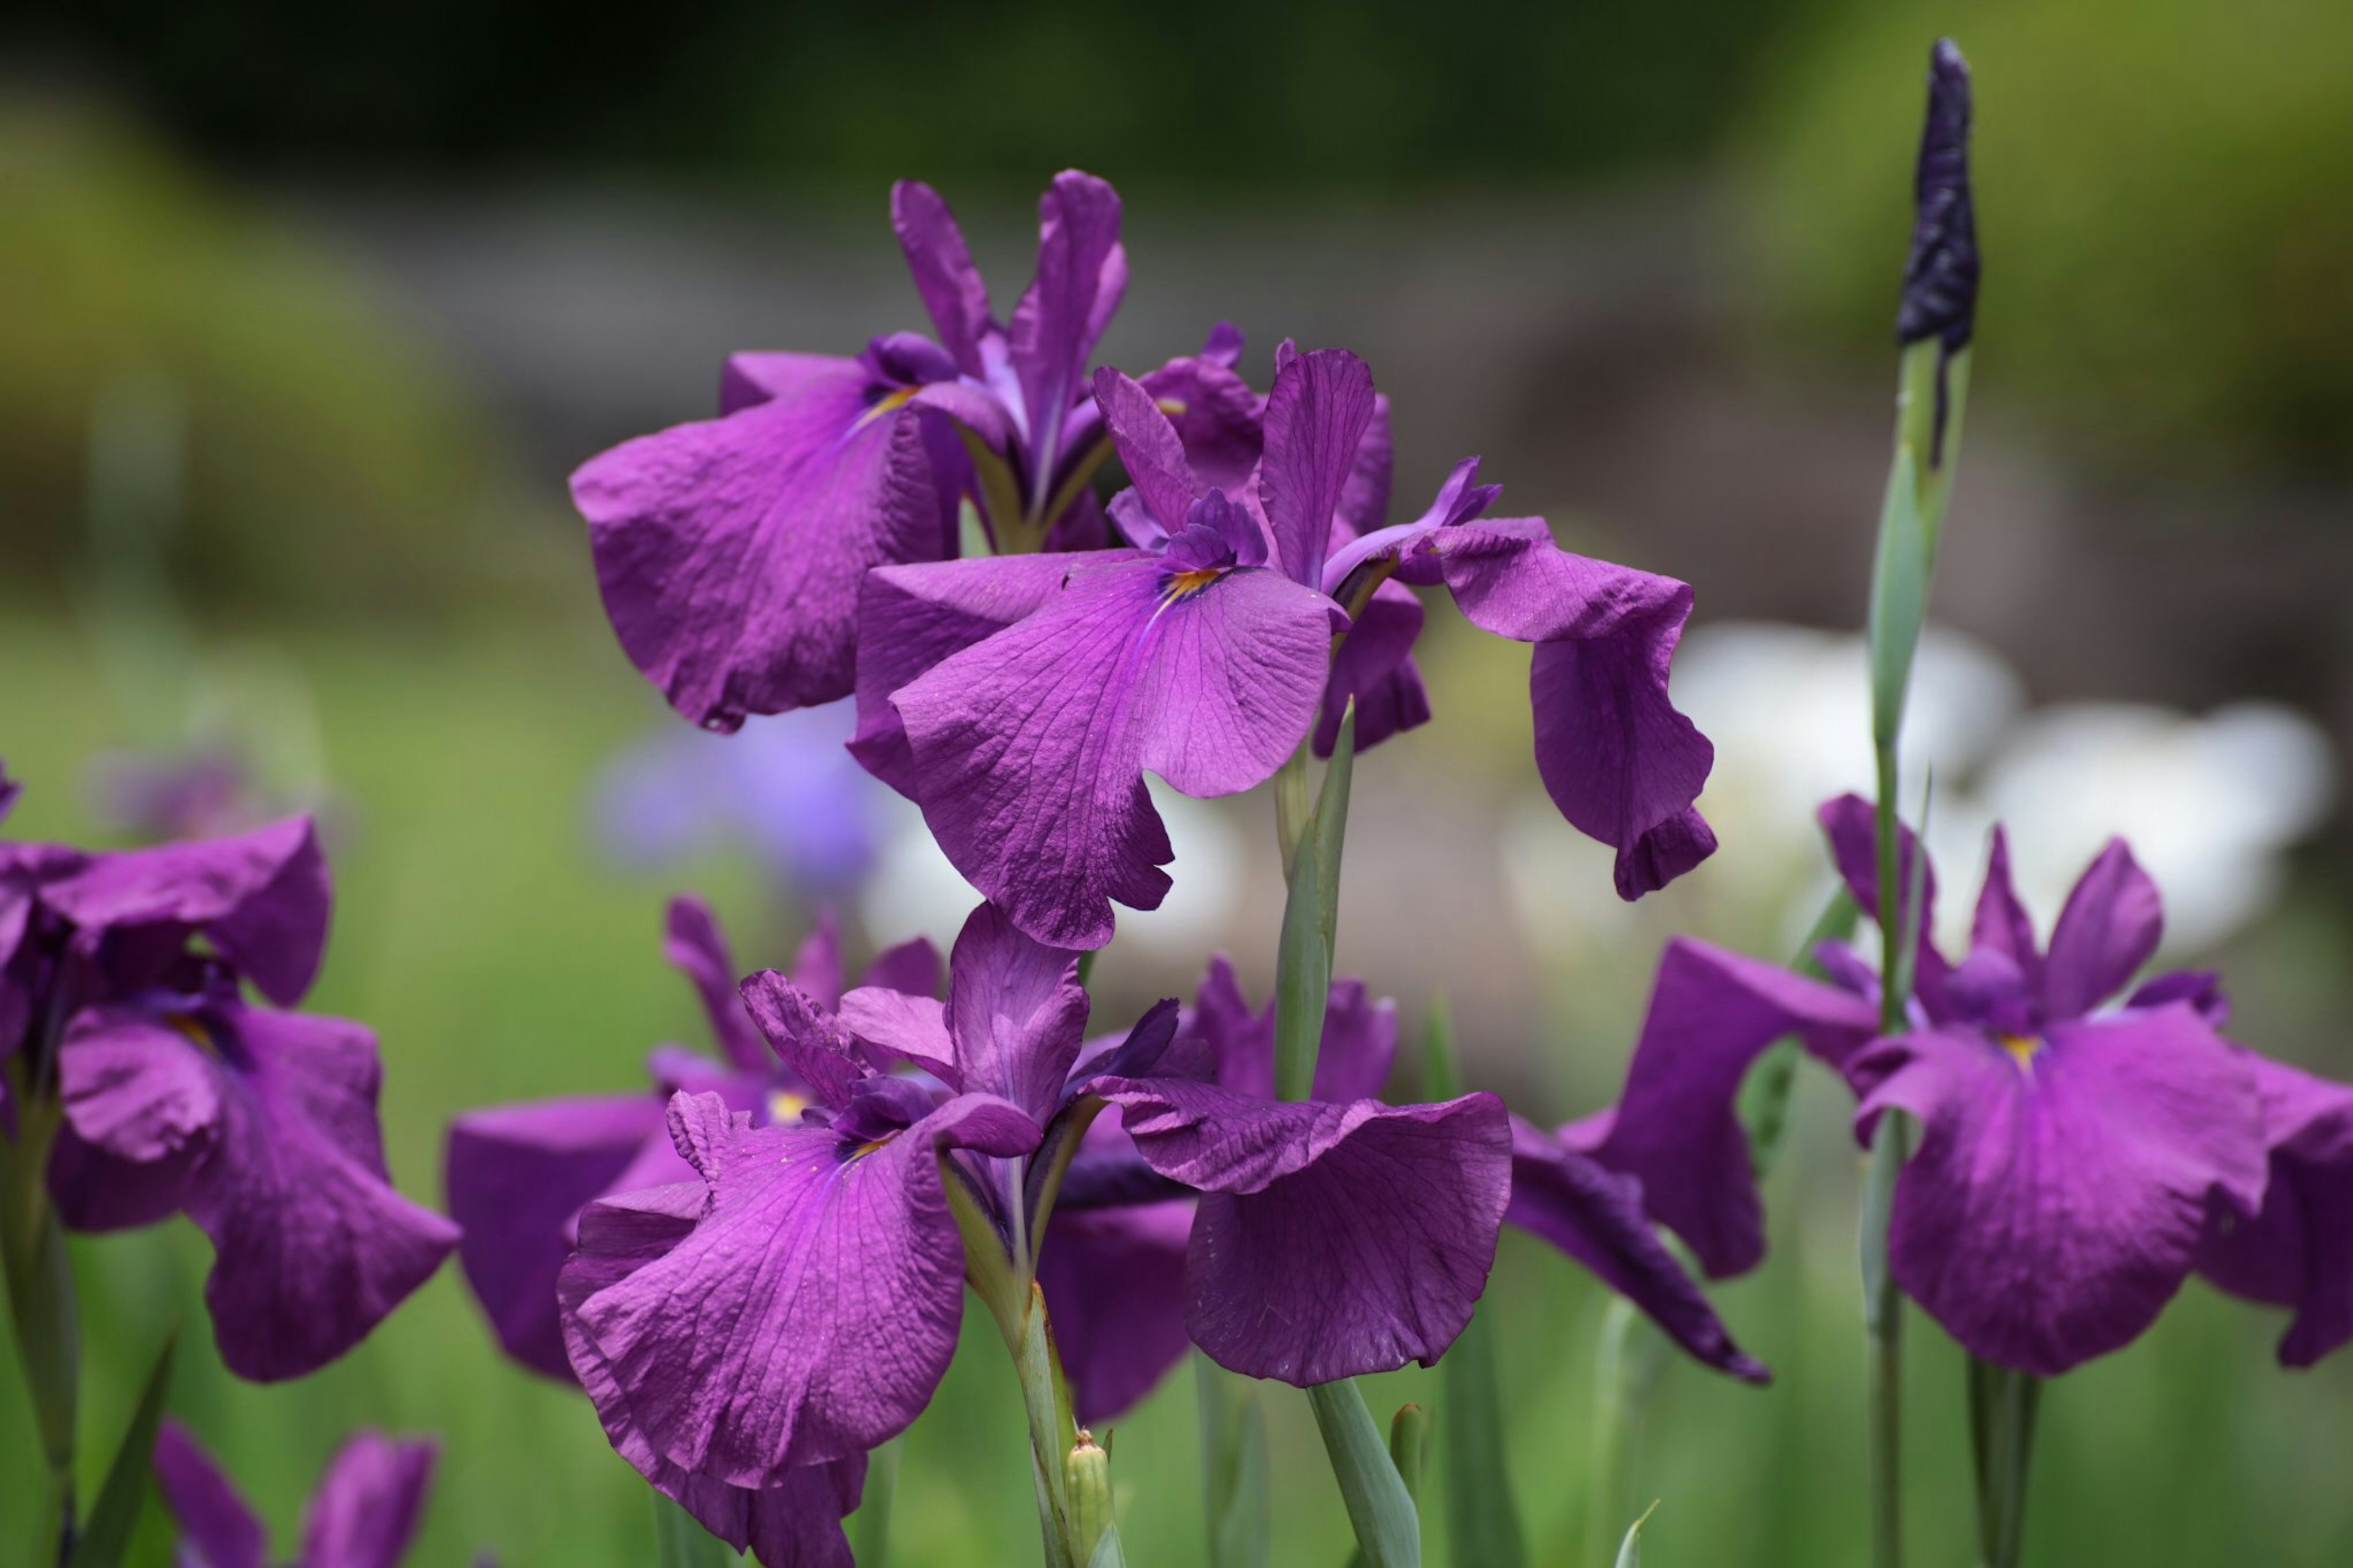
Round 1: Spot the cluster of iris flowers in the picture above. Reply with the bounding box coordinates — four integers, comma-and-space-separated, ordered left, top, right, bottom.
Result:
2, 35, 2348, 1568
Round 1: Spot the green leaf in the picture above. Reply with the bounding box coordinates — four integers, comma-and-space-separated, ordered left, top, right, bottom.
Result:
1197, 1358, 1270, 1568
953, 426, 1028, 555
1614, 1500, 1661, 1568
1866, 437, 1932, 753
652, 1488, 732, 1568
1308, 1379, 1420, 1568
67, 1328, 176, 1568
849, 1436, 901, 1568
1273, 707, 1355, 1100
1737, 887, 1861, 1180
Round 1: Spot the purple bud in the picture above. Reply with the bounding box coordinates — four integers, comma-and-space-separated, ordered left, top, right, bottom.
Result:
1897, 39, 1979, 350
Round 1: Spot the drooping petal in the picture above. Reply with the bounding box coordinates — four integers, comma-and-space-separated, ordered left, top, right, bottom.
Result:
2042, 838, 2164, 1021
1254, 349, 1377, 589
171, 1006, 460, 1381
1318, 577, 1430, 757
563, 1090, 1037, 1487
851, 555, 1077, 795
575, 355, 953, 729
1817, 792, 1950, 1008
1507, 1119, 1767, 1382
2198, 1056, 2353, 1368
677, 1456, 866, 1568
1578, 938, 1881, 1278
945, 903, 1089, 1126
1008, 172, 1124, 479
1436, 523, 1716, 898
1040, 1195, 1195, 1426
664, 895, 767, 1073
889, 555, 1333, 950
153, 1420, 267, 1568
444, 1093, 672, 1379
1855, 1006, 2267, 1376
890, 181, 995, 378
300, 1431, 439, 1568
39, 817, 329, 1006
1096, 1077, 1512, 1384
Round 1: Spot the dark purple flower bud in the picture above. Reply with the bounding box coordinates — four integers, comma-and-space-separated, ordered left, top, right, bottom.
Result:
1897, 39, 1979, 351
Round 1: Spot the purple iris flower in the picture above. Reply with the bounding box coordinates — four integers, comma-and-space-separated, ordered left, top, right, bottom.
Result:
555, 901, 1509, 1553
573, 172, 1127, 732
1585, 792, 2353, 1377
854, 344, 1717, 949
1, 779, 455, 1382
154, 1418, 439, 1568
445, 895, 939, 1381
1042, 956, 1762, 1425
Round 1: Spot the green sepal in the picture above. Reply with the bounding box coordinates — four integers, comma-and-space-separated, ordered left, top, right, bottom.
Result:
66, 1328, 177, 1568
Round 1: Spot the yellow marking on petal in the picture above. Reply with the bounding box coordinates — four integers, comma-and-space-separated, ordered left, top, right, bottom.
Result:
851, 1132, 898, 1162
165, 1013, 218, 1056
852, 384, 922, 433
767, 1089, 810, 1125
1998, 1033, 2040, 1073
1161, 566, 1224, 604
1154, 397, 1189, 416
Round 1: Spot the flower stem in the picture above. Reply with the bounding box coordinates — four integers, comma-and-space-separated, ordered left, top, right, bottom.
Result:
1, 1061, 81, 1568
1967, 1357, 2040, 1568
1586, 1297, 1666, 1568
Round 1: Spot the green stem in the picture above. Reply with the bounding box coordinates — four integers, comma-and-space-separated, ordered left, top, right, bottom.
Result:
2, 1062, 81, 1568
1196, 1358, 1270, 1568
851, 1437, 901, 1568
1967, 1357, 2039, 1568
1586, 1298, 1667, 1568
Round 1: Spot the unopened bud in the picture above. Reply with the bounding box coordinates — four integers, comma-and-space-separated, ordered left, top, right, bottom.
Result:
1897, 39, 1979, 352
1064, 1430, 1113, 1558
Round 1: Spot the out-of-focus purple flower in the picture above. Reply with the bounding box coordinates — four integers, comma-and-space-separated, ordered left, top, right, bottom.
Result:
1, 784, 453, 1382
854, 339, 1717, 949
552, 901, 1509, 1551
154, 1418, 439, 1568
86, 749, 259, 843
573, 172, 1127, 732
1044, 956, 1759, 1424
444, 896, 939, 1381
1583, 792, 2353, 1377
591, 702, 890, 896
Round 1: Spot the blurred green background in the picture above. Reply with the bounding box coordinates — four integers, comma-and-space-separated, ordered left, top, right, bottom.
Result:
5, 0, 2353, 1564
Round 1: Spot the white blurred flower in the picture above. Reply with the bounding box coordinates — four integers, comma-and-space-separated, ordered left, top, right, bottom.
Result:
859, 776, 1246, 960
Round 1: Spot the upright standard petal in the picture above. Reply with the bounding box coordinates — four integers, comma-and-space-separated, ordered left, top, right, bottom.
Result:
890, 181, 995, 377
1007, 172, 1124, 480
1254, 349, 1378, 588
889, 555, 1333, 949
664, 895, 768, 1073
444, 1093, 672, 1379
1579, 938, 1882, 1278
1096, 1077, 1511, 1384
153, 1420, 267, 1568
2041, 838, 2164, 1021
575, 354, 953, 729
1855, 1005, 2267, 1376
563, 1091, 1037, 1488
300, 1431, 439, 1568
1817, 792, 1950, 1006
1318, 578, 1430, 757
39, 817, 329, 1005
1436, 522, 1716, 897
738, 971, 870, 1110
1507, 1119, 1767, 1382
944, 902, 1089, 1126
2199, 1056, 2353, 1368
1190, 956, 1398, 1105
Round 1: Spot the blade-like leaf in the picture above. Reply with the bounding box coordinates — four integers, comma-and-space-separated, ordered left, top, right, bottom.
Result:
1308, 1379, 1420, 1568
652, 1490, 732, 1568
1198, 1359, 1270, 1568
67, 1329, 176, 1568
851, 1436, 901, 1568
1615, 1501, 1661, 1568
1273, 706, 1355, 1100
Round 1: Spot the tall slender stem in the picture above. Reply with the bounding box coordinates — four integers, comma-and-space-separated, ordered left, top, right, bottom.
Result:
2, 1060, 81, 1568
1968, 1357, 2040, 1568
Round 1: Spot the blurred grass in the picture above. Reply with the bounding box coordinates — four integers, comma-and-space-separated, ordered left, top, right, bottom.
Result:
3, 606, 2352, 1566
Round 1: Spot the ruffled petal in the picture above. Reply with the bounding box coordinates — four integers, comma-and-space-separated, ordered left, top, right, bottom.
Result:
173, 1006, 458, 1381
153, 1420, 267, 1568
1254, 349, 1377, 589
39, 817, 328, 1005
889, 556, 1332, 950
2198, 1056, 2353, 1367
1857, 1006, 2267, 1376
1507, 1118, 1767, 1382
1580, 938, 1881, 1278
300, 1431, 439, 1568
563, 1090, 1035, 1486
738, 971, 868, 1109
2042, 838, 2164, 1021
1433, 523, 1715, 897
575, 354, 953, 728
1097, 1078, 1511, 1384
835, 988, 956, 1082
851, 555, 1076, 795
444, 1093, 672, 1379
